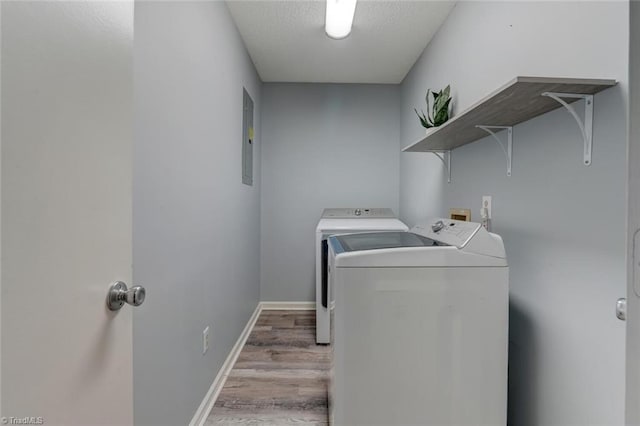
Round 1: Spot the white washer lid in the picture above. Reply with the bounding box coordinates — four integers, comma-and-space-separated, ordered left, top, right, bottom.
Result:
330, 231, 438, 253
330, 217, 507, 268
316, 217, 408, 233
332, 245, 508, 268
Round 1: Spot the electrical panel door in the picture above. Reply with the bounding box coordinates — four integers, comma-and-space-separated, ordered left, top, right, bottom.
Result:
242, 88, 254, 186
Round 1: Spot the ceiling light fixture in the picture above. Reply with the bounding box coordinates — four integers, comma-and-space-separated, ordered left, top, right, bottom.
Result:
325, 0, 357, 40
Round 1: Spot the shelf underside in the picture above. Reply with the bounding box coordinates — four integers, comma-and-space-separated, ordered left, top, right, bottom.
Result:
403, 77, 617, 152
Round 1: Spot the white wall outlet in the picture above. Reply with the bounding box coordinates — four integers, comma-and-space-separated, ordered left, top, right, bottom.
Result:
203, 326, 210, 355
482, 195, 492, 219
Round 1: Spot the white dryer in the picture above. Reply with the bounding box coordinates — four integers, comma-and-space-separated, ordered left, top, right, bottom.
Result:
328, 218, 508, 426
315, 208, 407, 344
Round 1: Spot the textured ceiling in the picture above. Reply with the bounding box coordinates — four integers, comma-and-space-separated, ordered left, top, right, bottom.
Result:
226, 0, 456, 84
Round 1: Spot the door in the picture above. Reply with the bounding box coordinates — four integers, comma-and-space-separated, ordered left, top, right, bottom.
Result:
628, 2, 640, 424
1, 2, 134, 425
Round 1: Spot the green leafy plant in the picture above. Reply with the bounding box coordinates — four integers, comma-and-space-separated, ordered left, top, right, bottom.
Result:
414, 85, 452, 129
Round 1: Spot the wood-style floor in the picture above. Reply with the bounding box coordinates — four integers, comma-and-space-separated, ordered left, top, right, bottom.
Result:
206, 310, 330, 425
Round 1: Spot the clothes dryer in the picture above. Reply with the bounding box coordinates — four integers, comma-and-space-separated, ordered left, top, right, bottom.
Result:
315, 208, 407, 344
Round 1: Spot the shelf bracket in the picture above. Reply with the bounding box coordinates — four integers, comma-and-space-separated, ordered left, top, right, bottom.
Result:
476, 125, 513, 176
430, 150, 451, 183
541, 92, 594, 166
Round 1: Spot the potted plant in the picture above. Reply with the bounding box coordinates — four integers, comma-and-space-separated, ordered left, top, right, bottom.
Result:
414, 85, 452, 133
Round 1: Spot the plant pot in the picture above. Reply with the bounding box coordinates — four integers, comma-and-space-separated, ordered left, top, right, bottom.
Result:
425, 127, 438, 136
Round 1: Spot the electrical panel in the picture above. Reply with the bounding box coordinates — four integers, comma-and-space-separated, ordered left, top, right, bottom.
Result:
242, 88, 254, 186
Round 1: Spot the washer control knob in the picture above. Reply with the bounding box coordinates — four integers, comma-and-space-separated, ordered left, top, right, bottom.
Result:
354, 208, 361, 216
431, 220, 445, 233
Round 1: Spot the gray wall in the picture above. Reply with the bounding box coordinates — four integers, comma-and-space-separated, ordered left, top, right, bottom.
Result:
400, 2, 628, 424
133, 3, 261, 425
260, 84, 400, 301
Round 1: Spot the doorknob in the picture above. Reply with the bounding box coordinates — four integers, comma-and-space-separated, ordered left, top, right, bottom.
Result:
616, 298, 627, 321
107, 281, 146, 311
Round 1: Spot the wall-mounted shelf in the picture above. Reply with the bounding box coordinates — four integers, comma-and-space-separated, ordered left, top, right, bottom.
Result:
403, 76, 617, 176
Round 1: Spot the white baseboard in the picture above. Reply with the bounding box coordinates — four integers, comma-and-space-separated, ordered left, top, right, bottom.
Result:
189, 303, 263, 426
259, 301, 315, 310
189, 301, 315, 425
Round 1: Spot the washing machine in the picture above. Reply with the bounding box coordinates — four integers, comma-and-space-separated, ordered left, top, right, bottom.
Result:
315, 208, 407, 344
328, 218, 508, 426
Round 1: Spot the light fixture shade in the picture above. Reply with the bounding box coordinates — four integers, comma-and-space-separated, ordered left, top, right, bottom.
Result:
325, 0, 357, 40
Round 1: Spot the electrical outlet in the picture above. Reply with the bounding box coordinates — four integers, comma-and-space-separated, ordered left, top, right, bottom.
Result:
203, 326, 210, 355
482, 196, 492, 219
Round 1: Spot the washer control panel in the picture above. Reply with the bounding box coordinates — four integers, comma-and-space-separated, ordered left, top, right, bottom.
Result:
321, 208, 396, 219
413, 218, 481, 248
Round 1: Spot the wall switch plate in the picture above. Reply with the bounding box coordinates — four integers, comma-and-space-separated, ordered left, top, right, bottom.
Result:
203, 326, 210, 355
482, 196, 492, 219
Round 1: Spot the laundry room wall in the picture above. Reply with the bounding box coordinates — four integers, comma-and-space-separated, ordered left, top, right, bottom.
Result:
400, 2, 628, 425
133, 2, 262, 425
260, 84, 400, 301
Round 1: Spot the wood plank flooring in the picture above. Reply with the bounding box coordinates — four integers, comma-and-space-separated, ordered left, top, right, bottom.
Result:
206, 310, 330, 425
